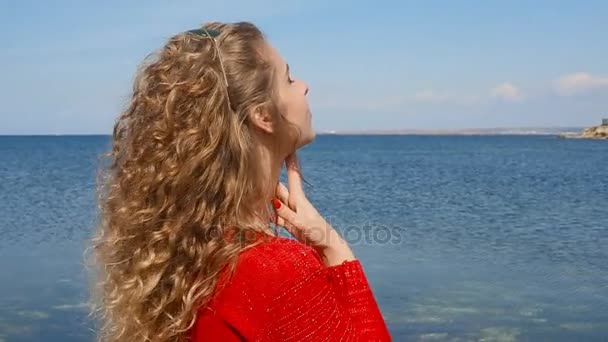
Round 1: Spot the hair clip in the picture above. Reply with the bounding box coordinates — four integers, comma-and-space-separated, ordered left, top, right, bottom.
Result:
186, 28, 221, 38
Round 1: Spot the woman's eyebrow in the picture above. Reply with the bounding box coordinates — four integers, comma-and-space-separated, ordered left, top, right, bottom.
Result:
286, 63, 290, 78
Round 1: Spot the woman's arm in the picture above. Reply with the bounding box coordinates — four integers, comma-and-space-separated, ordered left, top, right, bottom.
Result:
255, 240, 391, 341
327, 259, 391, 339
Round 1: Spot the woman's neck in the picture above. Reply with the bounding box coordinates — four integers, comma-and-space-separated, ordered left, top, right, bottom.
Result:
250, 143, 285, 235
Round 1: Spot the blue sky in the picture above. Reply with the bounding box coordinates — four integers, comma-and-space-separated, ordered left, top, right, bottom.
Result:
1, 0, 607, 134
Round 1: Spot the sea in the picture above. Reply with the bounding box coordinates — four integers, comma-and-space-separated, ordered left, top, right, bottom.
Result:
0, 134, 607, 341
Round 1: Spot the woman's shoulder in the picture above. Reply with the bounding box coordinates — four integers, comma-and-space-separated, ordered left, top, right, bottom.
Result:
194, 236, 326, 340
210, 234, 327, 302
201, 235, 326, 328
236, 235, 325, 282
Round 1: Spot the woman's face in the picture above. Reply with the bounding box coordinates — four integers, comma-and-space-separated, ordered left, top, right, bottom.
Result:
266, 43, 315, 149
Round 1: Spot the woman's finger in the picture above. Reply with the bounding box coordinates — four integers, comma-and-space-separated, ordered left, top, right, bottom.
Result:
285, 153, 305, 200
275, 216, 297, 234
272, 198, 302, 238
275, 182, 290, 204
273, 198, 297, 224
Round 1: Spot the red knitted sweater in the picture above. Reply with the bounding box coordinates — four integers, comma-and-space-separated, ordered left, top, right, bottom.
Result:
191, 234, 391, 341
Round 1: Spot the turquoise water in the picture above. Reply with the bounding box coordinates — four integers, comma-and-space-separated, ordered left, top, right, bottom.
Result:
1, 135, 607, 341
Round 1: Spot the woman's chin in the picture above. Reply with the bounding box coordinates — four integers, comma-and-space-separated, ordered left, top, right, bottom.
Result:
297, 131, 316, 148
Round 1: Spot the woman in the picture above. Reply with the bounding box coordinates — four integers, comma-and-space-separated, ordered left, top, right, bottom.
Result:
90, 21, 391, 341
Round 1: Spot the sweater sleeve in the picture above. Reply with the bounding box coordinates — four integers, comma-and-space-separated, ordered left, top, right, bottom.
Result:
194, 237, 391, 341
254, 240, 392, 341
326, 259, 391, 339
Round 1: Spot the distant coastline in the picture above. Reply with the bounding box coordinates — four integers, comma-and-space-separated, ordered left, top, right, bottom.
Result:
317, 127, 584, 136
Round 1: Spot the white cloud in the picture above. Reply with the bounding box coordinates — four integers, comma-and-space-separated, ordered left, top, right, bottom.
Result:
491, 82, 523, 102
554, 72, 608, 96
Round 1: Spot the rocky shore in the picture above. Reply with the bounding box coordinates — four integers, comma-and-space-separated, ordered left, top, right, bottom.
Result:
560, 124, 608, 140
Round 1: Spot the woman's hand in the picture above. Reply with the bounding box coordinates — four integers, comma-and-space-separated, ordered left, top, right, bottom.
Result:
272, 153, 355, 266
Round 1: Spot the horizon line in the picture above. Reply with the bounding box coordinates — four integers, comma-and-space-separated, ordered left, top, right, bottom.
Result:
0, 126, 588, 137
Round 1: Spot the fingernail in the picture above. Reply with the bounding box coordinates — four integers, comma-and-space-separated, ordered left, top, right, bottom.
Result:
272, 198, 281, 209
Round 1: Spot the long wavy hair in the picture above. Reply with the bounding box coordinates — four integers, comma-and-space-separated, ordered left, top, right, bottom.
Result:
86, 21, 297, 342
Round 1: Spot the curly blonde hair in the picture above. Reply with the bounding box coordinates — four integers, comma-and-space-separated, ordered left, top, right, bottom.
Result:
86, 21, 294, 342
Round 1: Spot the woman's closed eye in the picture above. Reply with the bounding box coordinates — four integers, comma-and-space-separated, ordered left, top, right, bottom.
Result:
286, 63, 294, 84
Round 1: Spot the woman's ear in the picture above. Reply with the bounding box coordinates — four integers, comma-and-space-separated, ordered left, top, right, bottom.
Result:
248, 105, 275, 134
